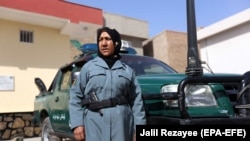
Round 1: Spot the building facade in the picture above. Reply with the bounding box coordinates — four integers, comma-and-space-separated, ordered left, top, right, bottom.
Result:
0, 0, 148, 139
143, 30, 187, 73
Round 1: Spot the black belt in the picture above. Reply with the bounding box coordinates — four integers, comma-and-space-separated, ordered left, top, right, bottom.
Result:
82, 96, 128, 111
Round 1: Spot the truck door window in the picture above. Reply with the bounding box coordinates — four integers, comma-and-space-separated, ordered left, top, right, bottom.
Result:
60, 70, 71, 91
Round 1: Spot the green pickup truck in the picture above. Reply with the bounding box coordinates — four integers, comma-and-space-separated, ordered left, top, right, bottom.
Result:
33, 0, 250, 140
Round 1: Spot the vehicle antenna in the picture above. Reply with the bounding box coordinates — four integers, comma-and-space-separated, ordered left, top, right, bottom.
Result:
185, 0, 203, 76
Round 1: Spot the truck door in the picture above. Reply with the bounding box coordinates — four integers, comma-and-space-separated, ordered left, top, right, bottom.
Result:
50, 69, 72, 133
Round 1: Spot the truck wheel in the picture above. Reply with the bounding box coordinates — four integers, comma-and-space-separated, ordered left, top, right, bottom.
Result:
41, 117, 62, 141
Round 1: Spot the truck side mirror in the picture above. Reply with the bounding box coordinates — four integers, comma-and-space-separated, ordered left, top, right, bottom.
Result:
34, 77, 47, 93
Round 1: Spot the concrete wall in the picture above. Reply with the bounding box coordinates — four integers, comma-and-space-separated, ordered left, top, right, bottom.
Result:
198, 9, 250, 74
200, 22, 250, 74
103, 12, 149, 55
0, 19, 71, 113
103, 12, 148, 39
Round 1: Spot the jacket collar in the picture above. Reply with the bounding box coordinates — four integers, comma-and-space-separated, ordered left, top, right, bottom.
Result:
95, 56, 124, 70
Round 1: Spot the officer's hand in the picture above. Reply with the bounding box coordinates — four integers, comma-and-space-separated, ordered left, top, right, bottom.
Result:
73, 126, 85, 141
133, 133, 136, 141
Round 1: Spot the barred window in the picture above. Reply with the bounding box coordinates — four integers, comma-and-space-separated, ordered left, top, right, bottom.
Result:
20, 30, 33, 43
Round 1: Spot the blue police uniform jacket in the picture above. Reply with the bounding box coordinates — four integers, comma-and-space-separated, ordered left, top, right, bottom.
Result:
69, 56, 146, 141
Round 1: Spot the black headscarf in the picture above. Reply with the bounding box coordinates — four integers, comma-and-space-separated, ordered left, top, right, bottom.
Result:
97, 27, 122, 68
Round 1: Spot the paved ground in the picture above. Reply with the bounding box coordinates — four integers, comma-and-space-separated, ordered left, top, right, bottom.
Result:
24, 137, 40, 141
7, 137, 40, 141
9, 137, 71, 141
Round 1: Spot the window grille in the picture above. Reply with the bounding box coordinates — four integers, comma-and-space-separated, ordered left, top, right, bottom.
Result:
20, 30, 33, 43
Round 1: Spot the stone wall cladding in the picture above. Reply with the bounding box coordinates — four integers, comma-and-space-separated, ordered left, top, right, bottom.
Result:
0, 112, 41, 140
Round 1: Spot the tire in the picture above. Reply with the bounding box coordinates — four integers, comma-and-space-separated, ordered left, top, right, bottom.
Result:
41, 117, 62, 141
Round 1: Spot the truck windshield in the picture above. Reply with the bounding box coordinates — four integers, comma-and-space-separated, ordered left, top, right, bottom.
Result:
121, 54, 177, 76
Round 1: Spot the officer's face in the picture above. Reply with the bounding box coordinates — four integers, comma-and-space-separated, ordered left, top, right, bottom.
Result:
98, 32, 115, 57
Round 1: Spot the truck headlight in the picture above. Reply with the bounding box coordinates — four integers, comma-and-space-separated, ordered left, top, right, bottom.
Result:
161, 84, 217, 107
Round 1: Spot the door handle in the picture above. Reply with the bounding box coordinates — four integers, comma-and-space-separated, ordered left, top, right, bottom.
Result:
55, 96, 59, 102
